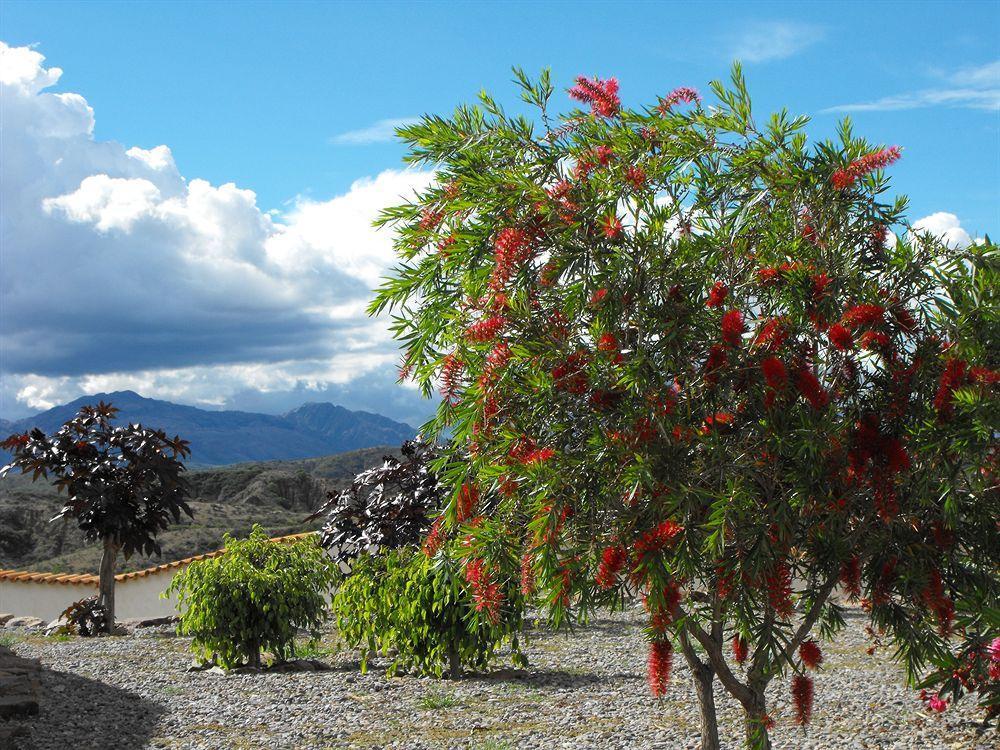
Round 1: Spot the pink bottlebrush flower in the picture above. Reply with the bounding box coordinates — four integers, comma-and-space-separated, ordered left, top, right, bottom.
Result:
602, 214, 623, 238
761, 357, 788, 389
799, 640, 823, 670
568, 76, 621, 117
595, 545, 628, 589
988, 637, 1000, 680
706, 281, 729, 308
792, 674, 814, 724
828, 323, 854, 351
721, 309, 745, 347
658, 86, 701, 112
732, 635, 749, 665
647, 640, 673, 697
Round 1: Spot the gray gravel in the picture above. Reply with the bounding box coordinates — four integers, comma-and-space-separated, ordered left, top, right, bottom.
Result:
2, 605, 994, 749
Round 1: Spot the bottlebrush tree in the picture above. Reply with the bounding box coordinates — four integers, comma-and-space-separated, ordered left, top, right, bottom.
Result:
371, 66, 999, 749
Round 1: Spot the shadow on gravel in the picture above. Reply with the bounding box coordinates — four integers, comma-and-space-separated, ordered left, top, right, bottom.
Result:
6, 666, 164, 750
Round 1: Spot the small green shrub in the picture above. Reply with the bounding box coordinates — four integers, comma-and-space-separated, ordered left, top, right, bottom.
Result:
416, 688, 462, 710
166, 525, 337, 668
333, 548, 525, 678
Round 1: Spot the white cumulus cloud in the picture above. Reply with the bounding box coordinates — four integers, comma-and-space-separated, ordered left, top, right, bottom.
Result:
910, 212, 974, 250
0, 41, 436, 421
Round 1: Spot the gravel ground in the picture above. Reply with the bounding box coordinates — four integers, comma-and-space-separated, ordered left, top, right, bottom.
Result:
2, 605, 994, 750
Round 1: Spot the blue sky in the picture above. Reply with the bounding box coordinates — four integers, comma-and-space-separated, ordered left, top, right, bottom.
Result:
0, 0, 997, 421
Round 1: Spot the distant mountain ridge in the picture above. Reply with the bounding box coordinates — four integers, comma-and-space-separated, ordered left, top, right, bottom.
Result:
1, 391, 416, 466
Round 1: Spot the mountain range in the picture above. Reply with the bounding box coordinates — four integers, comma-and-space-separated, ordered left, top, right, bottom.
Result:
0, 390, 416, 466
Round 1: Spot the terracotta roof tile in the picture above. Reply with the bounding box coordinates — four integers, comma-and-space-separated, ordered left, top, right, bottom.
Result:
0, 532, 316, 585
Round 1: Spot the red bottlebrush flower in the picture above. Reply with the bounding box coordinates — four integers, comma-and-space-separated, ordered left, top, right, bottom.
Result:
859, 330, 890, 351
753, 317, 788, 351
706, 281, 729, 308
491, 227, 535, 289
419, 207, 444, 230
657, 86, 701, 112
701, 411, 735, 434
524, 446, 556, 464
478, 341, 513, 391
841, 303, 886, 330
633, 519, 684, 566
422, 517, 445, 557
792, 674, 814, 724
598, 332, 619, 352
464, 558, 503, 624
757, 267, 782, 286
647, 640, 673, 697
520, 552, 535, 597
590, 287, 609, 305
721, 309, 745, 347
934, 358, 968, 419
595, 545, 628, 589
456, 482, 479, 522
827, 323, 854, 351
704, 343, 727, 383
799, 640, 823, 670
625, 165, 647, 190
811, 272, 833, 301
732, 635, 749, 665
922, 569, 955, 637
440, 352, 464, 404
832, 146, 903, 190
894, 307, 917, 333
594, 145, 615, 165
568, 75, 621, 117
831, 168, 855, 190
601, 214, 623, 238
761, 357, 788, 389
766, 561, 793, 619
795, 368, 829, 410
465, 314, 506, 342
437, 233, 457, 254
552, 350, 589, 394
839, 557, 862, 600
971, 366, 999, 385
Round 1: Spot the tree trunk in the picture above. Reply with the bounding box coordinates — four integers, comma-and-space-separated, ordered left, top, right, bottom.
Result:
97, 538, 119, 634
691, 661, 721, 750
447, 641, 461, 680
743, 683, 772, 750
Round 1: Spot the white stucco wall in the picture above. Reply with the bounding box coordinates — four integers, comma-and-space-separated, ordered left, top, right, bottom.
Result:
0, 579, 99, 622
0, 570, 182, 623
